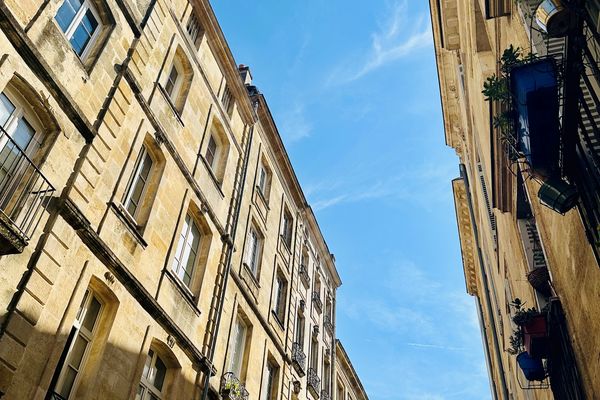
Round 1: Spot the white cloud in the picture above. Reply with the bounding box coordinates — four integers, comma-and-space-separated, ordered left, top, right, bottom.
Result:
309, 160, 456, 211
331, 1, 433, 84
278, 103, 312, 143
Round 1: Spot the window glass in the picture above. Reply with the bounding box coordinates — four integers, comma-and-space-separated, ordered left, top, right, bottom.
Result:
0, 93, 15, 127
165, 65, 179, 98
137, 349, 167, 400
228, 317, 247, 378
124, 148, 153, 217
172, 214, 200, 287
206, 135, 217, 169
54, 0, 100, 57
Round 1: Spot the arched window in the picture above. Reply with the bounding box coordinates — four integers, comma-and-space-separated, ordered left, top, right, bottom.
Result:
170, 203, 212, 294
135, 340, 180, 400
136, 348, 167, 400
122, 134, 166, 229
0, 78, 58, 251
203, 120, 230, 183
50, 277, 119, 399
162, 46, 193, 114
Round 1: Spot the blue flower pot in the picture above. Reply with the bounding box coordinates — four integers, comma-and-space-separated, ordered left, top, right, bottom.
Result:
517, 352, 546, 381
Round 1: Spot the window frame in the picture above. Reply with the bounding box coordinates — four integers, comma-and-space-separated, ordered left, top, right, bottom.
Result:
54, 0, 103, 60
164, 60, 183, 103
228, 315, 248, 379
136, 348, 168, 400
122, 145, 154, 220
273, 273, 287, 324
54, 290, 103, 399
281, 209, 293, 249
171, 212, 202, 289
261, 360, 278, 400
205, 134, 218, 171
244, 223, 263, 277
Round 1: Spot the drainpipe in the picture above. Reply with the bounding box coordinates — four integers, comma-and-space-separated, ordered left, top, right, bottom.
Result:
460, 164, 509, 400
201, 97, 258, 400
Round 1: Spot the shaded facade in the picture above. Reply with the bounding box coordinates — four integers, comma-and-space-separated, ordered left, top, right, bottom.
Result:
0, 0, 366, 399
431, 0, 600, 398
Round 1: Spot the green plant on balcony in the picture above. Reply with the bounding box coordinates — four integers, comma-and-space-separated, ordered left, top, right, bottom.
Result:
224, 380, 241, 398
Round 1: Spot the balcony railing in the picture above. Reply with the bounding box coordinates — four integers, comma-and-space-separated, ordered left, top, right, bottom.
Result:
299, 264, 310, 287
220, 372, 249, 400
0, 125, 55, 254
321, 389, 331, 400
312, 291, 322, 312
307, 367, 321, 396
323, 315, 334, 334
291, 342, 306, 375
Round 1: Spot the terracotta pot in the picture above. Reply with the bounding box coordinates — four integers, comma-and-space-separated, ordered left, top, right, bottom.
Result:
524, 315, 550, 358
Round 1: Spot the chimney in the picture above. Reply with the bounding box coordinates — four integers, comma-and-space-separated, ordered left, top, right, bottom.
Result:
238, 64, 252, 85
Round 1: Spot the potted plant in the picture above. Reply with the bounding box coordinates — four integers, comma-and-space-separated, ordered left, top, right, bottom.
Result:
222, 379, 242, 399
512, 306, 550, 358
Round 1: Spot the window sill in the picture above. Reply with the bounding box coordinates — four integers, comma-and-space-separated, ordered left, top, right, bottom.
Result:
279, 235, 292, 254
110, 202, 148, 248
157, 84, 185, 127
198, 155, 225, 198
164, 269, 202, 317
255, 186, 270, 209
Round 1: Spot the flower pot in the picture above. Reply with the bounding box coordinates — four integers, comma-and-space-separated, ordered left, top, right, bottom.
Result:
523, 315, 550, 358
527, 266, 552, 297
517, 352, 546, 381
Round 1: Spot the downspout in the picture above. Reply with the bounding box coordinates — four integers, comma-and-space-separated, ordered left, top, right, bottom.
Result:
460, 164, 509, 399
201, 97, 258, 400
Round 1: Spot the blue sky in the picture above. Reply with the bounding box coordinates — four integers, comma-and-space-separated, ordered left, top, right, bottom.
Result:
212, 1, 491, 399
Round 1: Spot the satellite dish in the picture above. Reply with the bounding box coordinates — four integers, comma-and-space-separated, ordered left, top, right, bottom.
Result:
535, 0, 572, 37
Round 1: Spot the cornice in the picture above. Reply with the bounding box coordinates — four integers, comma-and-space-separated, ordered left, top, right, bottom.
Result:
452, 178, 479, 296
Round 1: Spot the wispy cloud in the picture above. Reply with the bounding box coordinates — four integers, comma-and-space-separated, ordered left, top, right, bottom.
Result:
405, 342, 466, 352
310, 161, 456, 211
331, 1, 433, 84
278, 103, 312, 143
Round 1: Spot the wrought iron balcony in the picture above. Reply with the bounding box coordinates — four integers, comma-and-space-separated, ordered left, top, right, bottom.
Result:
307, 367, 321, 397
299, 264, 310, 287
220, 372, 249, 400
0, 126, 55, 255
323, 315, 334, 334
312, 291, 322, 312
291, 342, 306, 375
321, 389, 331, 400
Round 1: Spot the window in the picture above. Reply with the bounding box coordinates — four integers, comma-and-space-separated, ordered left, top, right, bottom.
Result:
256, 160, 271, 203
221, 85, 234, 117
273, 274, 287, 324
281, 209, 293, 248
162, 48, 193, 114
136, 348, 167, 400
228, 315, 248, 379
261, 361, 278, 400
172, 213, 201, 288
295, 311, 305, 344
55, 0, 102, 58
185, 12, 203, 48
337, 382, 345, 400
54, 290, 103, 399
205, 135, 218, 170
123, 146, 153, 218
244, 224, 262, 277
310, 337, 319, 371
164, 64, 180, 99
0, 91, 40, 185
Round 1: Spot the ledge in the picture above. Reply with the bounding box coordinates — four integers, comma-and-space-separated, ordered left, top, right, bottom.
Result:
60, 197, 214, 375
164, 269, 202, 317
109, 202, 148, 248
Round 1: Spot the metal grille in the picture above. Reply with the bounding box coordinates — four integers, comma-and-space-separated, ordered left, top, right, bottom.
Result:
291, 342, 306, 373
0, 125, 55, 242
220, 372, 249, 400
307, 367, 321, 395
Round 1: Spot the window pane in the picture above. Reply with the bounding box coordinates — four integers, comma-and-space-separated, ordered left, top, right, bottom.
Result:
0, 93, 15, 127
143, 350, 154, 379
12, 117, 35, 150
165, 66, 179, 98
55, 0, 83, 33
68, 335, 89, 369
206, 136, 217, 168
82, 296, 101, 332
135, 384, 145, 400
69, 10, 98, 56
57, 367, 78, 398
153, 356, 166, 391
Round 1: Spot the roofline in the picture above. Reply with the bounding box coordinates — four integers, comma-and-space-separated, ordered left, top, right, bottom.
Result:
335, 339, 369, 399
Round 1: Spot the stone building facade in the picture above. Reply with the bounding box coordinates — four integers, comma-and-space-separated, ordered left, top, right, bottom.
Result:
0, 0, 366, 399
431, 0, 600, 399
